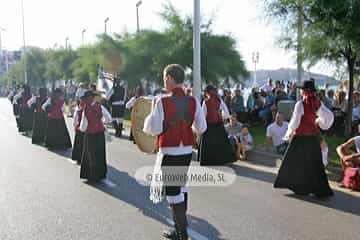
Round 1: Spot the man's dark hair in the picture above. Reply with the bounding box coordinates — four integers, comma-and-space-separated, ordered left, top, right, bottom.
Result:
164, 64, 185, 84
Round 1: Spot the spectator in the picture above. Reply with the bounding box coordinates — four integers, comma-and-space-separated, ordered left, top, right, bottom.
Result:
319, 89, 334, 110
334, 90, 347, 112
225, 113, 243, 159
326, 89, 336, 106
246, 88, 257, 112
239, 125, 254, 160
223, 89, 232, 112
231, 89, 247, 122
336, 126, 360, 171
259, 90, 275, 126
266, 112, 289, 155
75, 83, 87, 102
260, 78, 274, 93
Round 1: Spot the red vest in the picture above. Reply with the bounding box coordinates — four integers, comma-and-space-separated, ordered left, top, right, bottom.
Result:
84, 103, 105, 134
205, 97, 222, 123
158, 88, 196, 147
48, 97, 65, 119
20, 95, 32, 108
35, 97, 47, 113
294, 101, 320, 136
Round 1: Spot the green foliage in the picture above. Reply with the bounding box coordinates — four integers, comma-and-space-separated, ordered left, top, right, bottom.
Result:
2, 3, 248, 90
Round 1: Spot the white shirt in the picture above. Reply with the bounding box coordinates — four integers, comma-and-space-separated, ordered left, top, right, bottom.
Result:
284, 101, 334, 140
125, 96, 137, 109
260, 83, 274, 93
27, 96, 36, 108
41, 98, 66, 112
202, 99, 230, 120
79, 104, 113, 132
75, 88, 87, 99
143, 96, 207, 155
266, 121, 289, 147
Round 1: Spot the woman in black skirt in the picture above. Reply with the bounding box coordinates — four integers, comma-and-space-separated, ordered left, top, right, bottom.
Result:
71, 98, 85, 164
79, 91, 112, 181
274, 80, 334, 198
29, 87, 48, 144
198, 85, 236, 166
18, 85, 33, 133
42, 88, 72, 150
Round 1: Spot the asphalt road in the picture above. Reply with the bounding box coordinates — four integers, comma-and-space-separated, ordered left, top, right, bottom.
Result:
0, 98, 359, 240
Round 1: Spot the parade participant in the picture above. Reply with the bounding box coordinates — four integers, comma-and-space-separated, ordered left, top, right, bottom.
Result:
143, 64, 207, 240
79, 90, 112, 181
17, 85, 33, 133
28, 88, 48, 144
42, 88, 72, 150
71, 95, 86, 164
125, 85, 145, 142
106, 78, 127, 137
274, 80, 334, 198
198, 85, 236, 166
11, 86, 22, 127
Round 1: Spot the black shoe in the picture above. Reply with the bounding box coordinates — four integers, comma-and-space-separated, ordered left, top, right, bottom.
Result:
170, 201, 188, 240
112, 121, 119, 136
162, 228, 176, 239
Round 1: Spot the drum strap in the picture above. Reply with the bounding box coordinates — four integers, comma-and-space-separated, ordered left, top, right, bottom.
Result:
162, 95, 192, 134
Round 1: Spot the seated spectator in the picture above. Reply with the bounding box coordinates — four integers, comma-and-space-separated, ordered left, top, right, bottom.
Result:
259, 90, 275, 126
266, 112, 289, 155
231, 89, 247, 122
239, 125, 254, 160
326, 89, 336, 107
225, 113, 243, 159
260, 78, 274, 93
336, 127, 360, 171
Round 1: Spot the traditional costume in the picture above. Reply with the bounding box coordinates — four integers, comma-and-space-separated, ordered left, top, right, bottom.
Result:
79, 91, 112, 181
106, 80, 127, 137
71, 100, 85, 164
42, 89, 72, 150
274, 80, 334, 198
17, 85, 33, 133
28, 88, 48, 144
198, 85, 236, 166
144, 85, 207, 240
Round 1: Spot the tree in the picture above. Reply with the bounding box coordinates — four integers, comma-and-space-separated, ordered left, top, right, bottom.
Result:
264, 0, 360, 136
71, 46, 99, 85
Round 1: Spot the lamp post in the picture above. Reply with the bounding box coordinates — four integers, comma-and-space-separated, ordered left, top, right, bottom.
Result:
0, 27, 4, 58
136, 1, 142, 34
65, 37, 69, 49
193, 0, 201, 100
104, 17, 109, 34
21, 0, 27, 84
252, 51, 259, 88
82, 29, 86, 45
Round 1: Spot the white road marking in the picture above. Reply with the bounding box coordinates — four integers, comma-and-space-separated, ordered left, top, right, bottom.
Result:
102, 179, 117, 188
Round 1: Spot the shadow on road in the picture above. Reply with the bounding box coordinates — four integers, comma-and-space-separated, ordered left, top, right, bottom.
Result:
230, 164, 360, 217
88, 165, 223, 240
49, 149, 72, 159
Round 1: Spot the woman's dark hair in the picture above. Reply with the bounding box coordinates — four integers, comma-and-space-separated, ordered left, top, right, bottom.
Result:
164, 64, 185, 84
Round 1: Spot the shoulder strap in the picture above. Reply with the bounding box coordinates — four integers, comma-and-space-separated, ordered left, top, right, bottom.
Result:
162, 95, 193, 133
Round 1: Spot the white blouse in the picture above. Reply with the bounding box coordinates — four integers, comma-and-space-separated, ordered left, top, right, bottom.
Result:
284, 101, 334, 140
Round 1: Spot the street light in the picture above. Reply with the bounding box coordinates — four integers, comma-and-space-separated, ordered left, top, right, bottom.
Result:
193, 0, 201, 100
252, 51, 259, 88
136, 1, 142, 34
0, 27, 8, 73
65, 37, 69, 49
82, 29, 86, 45
104, 17, 109, 34
21, 0, 27, 84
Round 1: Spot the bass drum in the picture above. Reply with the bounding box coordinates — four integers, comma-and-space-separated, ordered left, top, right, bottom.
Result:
131, 96, 158, 154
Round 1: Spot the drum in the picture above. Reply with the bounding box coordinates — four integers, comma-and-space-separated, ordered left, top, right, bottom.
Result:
131, 96, 158, 154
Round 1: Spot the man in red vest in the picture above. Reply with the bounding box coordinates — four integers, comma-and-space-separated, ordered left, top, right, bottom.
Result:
144, 64, 207, 240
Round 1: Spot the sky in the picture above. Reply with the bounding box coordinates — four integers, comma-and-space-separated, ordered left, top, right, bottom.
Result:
0, 0, 335, 76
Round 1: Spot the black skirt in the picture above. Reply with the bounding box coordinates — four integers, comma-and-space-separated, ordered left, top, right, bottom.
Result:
45, 118, 72, 150
18, 107, 33, 132
72, 131, 84, 164
274, 135, 334, 197
111, 104, 125, 118
198, 122, 237, 166
13, 104, 19, 116
32, 111, 47, 144
80, 132, 107, 180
